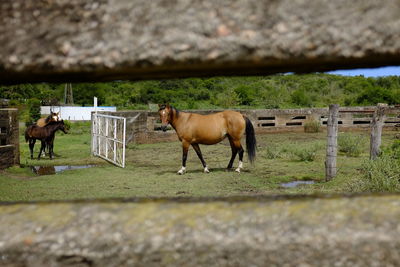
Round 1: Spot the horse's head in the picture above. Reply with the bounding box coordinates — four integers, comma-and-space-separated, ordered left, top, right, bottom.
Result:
58, 120, 68, 134
158, 103, 172, 132
51, 112, 60, 122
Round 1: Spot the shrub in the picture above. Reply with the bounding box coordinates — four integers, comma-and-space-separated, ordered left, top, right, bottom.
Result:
264, 145, 283, 159
384, 140, 400, 159
291, 145, 318, 162
304, 119, 321, 133
338, 133, 365, 157
355, 155, 400, 192
63, 120, 72, 131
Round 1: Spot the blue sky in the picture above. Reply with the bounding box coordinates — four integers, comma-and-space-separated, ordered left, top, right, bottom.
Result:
327, 66, 399, 77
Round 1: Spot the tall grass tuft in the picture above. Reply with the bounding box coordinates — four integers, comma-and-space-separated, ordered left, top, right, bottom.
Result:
304, 119, 321, 133
338, 133, 365, 157
350, 155, 400, 192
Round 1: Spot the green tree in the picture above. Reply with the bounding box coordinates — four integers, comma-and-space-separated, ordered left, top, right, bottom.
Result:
26, 98, 41, 126
291, 89, 313, 107
355, 87, 397, 105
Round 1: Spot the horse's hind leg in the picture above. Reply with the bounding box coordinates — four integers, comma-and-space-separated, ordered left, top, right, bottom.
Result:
192, 143, 209, 173
49, 141, 54, 160
38, 141, 45, 160
227, 137, 238, 170
229, 139, 244, 173
236, 144, 244, 173
29, 139, 35, 159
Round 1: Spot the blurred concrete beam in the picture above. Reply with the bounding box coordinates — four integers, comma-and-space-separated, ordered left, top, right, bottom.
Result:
1, 0, 400, 83
2, 195, 400, 266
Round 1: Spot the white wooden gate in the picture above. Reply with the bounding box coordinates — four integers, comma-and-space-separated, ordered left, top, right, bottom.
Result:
91, 113, 126, 167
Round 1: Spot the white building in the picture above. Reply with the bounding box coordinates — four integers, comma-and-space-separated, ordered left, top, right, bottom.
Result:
41, 106, 116, 121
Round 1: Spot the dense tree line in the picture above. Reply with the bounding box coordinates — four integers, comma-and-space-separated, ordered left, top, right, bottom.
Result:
1, 74, 400, 112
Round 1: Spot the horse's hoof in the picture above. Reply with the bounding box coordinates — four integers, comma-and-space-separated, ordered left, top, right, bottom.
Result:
177, 167, 186, 175
235, 168, 241, 173
204, 167, 210, 173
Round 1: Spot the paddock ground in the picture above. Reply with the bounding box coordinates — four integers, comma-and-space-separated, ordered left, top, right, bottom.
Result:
0, 123, 397, 201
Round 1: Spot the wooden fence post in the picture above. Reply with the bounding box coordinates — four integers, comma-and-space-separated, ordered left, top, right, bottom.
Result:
370, 103, 388, 160
325, 104, 339, 181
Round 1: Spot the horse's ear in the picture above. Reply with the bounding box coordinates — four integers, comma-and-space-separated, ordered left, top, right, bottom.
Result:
166, 103, 170, 108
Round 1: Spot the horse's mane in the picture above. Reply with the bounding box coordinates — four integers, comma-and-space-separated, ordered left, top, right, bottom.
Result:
44, 114, 53, 123
171, 106, 179, 119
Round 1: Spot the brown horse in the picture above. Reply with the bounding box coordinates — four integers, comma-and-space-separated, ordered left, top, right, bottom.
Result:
25, 120, 67, 160
37, 112, 60, 127
158, 104, 256, 174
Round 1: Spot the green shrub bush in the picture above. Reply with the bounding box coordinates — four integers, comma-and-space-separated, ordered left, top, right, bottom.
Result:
389, 140, 400, 159
63, 120, 72, 131
304, 119, 321, 133
291, 145, 318, 162
355, 155, 400, 192
264, 145, 283, 159
338, 133, 365, 157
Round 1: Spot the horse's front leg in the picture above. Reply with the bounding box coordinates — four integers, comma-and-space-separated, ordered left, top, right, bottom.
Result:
177, 141, 190, 175
192, 143, 209, 173
38, 141, 45, 160
47, 138, 54, 160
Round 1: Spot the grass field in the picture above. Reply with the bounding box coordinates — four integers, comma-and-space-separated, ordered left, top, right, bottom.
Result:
0, 122, 398, 201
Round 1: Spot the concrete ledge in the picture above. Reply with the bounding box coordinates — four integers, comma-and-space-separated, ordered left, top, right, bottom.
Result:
2, 0, 400, 83
100, 107, 400, 144
1, 194, 400, 266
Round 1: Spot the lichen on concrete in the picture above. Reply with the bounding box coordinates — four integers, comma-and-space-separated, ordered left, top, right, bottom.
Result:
1, 0, 400, 83
2, 195, 400, 266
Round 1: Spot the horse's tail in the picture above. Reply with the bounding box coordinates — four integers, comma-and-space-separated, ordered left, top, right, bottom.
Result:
244, 116, 256, 164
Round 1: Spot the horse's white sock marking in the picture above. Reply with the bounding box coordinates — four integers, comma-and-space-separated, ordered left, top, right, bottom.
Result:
177, 166, 186, 175
204, 166, 210, 173
235, 161, 243, 173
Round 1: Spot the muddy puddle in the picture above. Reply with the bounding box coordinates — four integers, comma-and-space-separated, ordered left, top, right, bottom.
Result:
31, 165, 95, 175
280, 180, 315, 188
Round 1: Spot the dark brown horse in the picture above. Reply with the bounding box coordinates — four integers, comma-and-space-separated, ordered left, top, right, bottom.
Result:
36, 111, 61, 156
158, 104, 256, 174
25, 120, 67, 160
